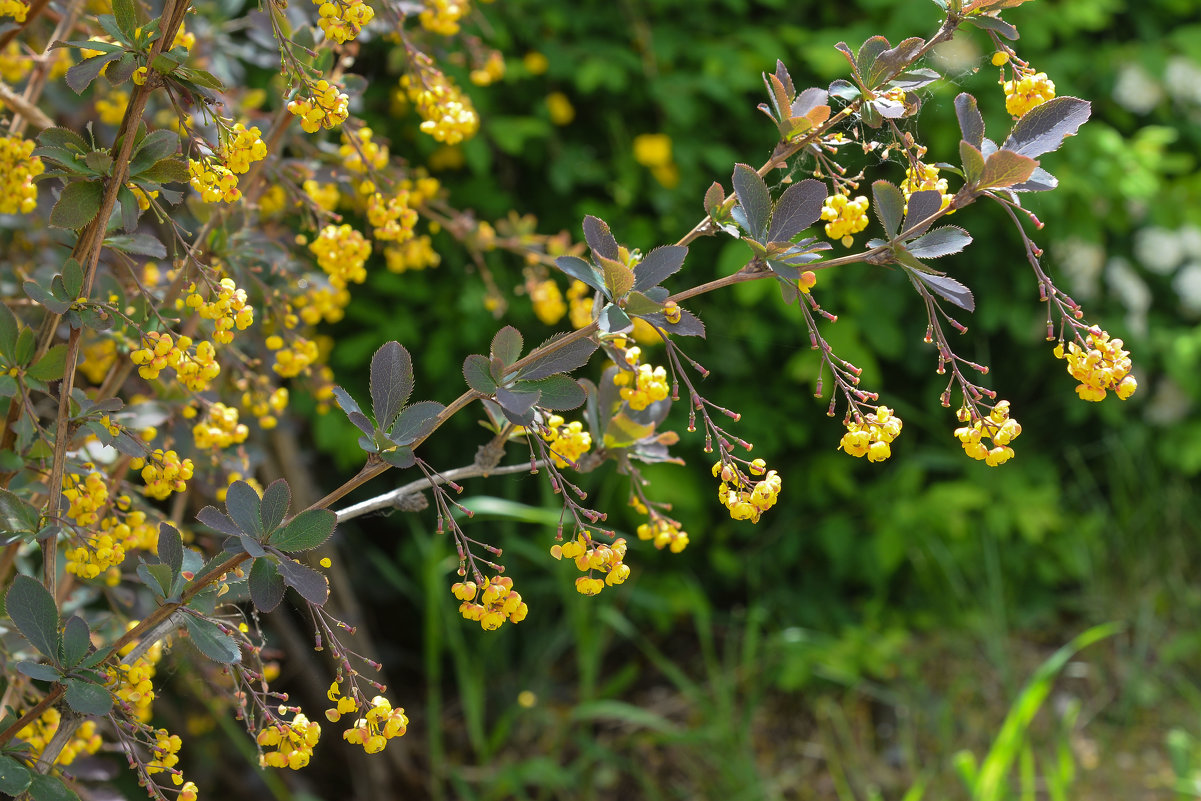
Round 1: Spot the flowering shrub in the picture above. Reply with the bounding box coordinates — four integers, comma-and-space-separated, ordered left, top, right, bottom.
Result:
0, 0, 1140, 797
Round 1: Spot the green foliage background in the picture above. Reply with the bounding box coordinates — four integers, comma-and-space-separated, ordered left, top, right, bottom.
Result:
218, 0, 1201, 798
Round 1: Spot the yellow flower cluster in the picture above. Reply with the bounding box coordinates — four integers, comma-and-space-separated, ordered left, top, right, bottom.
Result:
1004, 68, 1055, 118
258, 712, 321, 770
366, 191, 418, 242
0, 41, 31, 83
16, 709, 102, 766
131, 449, 195, 500
342, 695, 409, 754
0, 133, 43, 214
310, 224, 372, 288
183, 278, 254, 344
384, 236, 441, 273
303, 179, 340, 212
452, 575, 529, 630
242, 384, 289, 429
531, 279, 566, 325
339, 127, 389, 173
188, 157, 241, 203
552, 535, 630, 595
838, 405, 902, 462
401, 68, 479, 145
293, 285, 351, 324
130, 332, 221, 391
101, 507, 159, 553
146, 728, 192, 789
568, 281, 593, 328
266, 334, 320, 378
900, 161, 952, 214
63, 469, 109, 527
130, 183, 159, 211
0, 0, 29, 21
714, 459, 782, 523
614, 348, 669, 411
287, 80, 349, 133
636, 516, 689, 553
108, 636, 163, 722
540, 414, 591, 468
420, 0, 468, 35
221, 123, 268, 174
314, 0, 374, 44
469, 50, 505, 87
955, 400, 1022, 466
324, 681, 358, 722
96, 89, 128, 125
192, 402, 249, 449
65, 531, 125, 580
78, 338, 117, 385
821, 193, 870, 248
1054, 327, 1137, 402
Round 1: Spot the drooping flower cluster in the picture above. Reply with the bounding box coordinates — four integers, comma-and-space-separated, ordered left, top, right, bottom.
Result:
900, 161, 953, 213
366, 191, 418, 242
339, 127, 389, 173
188, 157, 241, 203
383, 236, 441, 273
310, 224, 372, 287
342, 695, 409, 754
0, 0, 29, 22
222, 123, 268, 174
567, 281, 593, 328
1054, 327, 1137, 402
258, 711, 321, 770
420, 0, 468, 35
540, 414, 591, 468
266, 334, 320, 378
313, 0, 374, 44
714, 458, 782, 523
16, 708, 103, 766
401, 66, 479, 144
293, 284, 351, 324
108, 633, 163, 723
954, 400, 1022, 466
0, 133, 44, 214
614, 347, 669, 411
287, 80, 350, 133
552, 534, 631, 595
183, 278, 254, 344
130, 449, 195, 499
1003, 67, 1056, 118
636, 516, 689, 553
821, 192, 870, 247
242, 383, 289, 429
452, 575, 529, 630
838, 405, 903, 462
146, 728, 186, 780
192, 402, 249, 449
63, 469, 109, 527
129, 332, 221, 391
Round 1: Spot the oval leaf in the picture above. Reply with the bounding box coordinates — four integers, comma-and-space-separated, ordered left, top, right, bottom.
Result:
260, 479, 291, 535
390, 400, 445, 446
766, 179, 826, 243
555, 255, 604, 293
1003, 97, 1091, 158
224, 480, 263, 538
907, 225, 972, 258
463, 354, 498, 394
6, 574, 60, 661
50, 181, 104, 230
64, 678, 114, 716
518, 334, 599, 381
370, 341, 414, 431
276, 557, 329, 605
249, 558, 285, 613
731, 163, 771, 240
632, 245, 687, 292
490, 326, 523, 366
270, 508, 337, 552
871, 180, 905, 238
526, 375, 586, 411
582, 215, 620, 261
182, 614, 241, 664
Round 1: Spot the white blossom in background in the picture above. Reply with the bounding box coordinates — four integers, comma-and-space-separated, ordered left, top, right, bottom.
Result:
1105, 256, 1151, 335
1113, 63, 1163, 114
1133, 226, 1184, 275
1178, 225, 1201, 259
1164, 56, 1201, 105
1173, 262, 1201, 315
1144, 377, 1191, 426
1053, 237, 1106, 300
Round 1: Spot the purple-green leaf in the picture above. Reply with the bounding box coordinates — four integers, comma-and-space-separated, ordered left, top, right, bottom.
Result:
555, 255, 604, 293
732, 163, 771, 240
260, 479, 291, 535
518, 334, 599, 381
369, 341, 413, 430
1002, 97, 1091, 158
490, 326, 523, 366
582, 215, 619, 261
907, 225, 972, 258
955, 93, 985, 149
912, 271, 975, 312
632, 245, 687, 292
390, 400, 444, 446
276, 557, 329, 606
767, 179, 826, 243
463, 354, 497, 394
269, 508, 336, 553
249, 558, 285, 613
182, 613, 240, 664
6, 575, 60, 661
872, 180, 905, 238
224, 480, 264, 538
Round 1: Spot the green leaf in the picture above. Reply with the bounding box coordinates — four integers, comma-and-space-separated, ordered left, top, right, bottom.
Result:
27, 774, 81, 801
632, 245, 687, 292
871, 180, 905, 238
0, 303, 17, 357
62, 259, 84, 300
128, 130, 180, 175
582, 215, 619, 261
623, 291, 664, 316
158, 522, 183, 576
60, 615, 91, 668
490, 326, 523, 366
36, 126, 90, 153
599, 256, 635, 302
598, 304, 633, 334
182, 614, 241, 664
0, 489, 40, 534
17, 661, 62, 681
731, 163, 770, 240
381, 446, 415, 469
249, 557, 285, 612
518, 333, 598, 381
103, 233, 167, 258
239, 534, 266, 558
50, 181, 103, 230
0, 754, 32, 795
1002, 97, 1091, 158
276, 557, 329, 605
225, 480, 264, 539
173, 66, 225, 91
111, 0, 137, 37
766, 179, 825, 244
64, 678, 113, 715
525, 375, 586, 410
902, 189, 945, 237
554, 255, 604, 294
703, 181, 725, 216
865, 36, 924, 88
6, 574, 60, 661
23, 281, 71, 315
260, 479, 291, 535
496, 385, 541, 422
65, 52, 123, 94
369, 341, 414, 430
136, 562, 172, 599
389, 400, 444, 446
27, 345, 67, 382
14, 327, 33, 366
978, 150, 1038, 190
269, 509, 336, 552
136, 156, 189, 184
855, 35, 890, 83
463, 354, 498, 394
959, 140, 985, 185
910, 270, 976, 312
954, 93, 985, 149
907, 225, 972, 258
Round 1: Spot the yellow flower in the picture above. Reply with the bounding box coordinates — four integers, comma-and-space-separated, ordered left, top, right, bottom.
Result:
546, 92, 575, 126
633, 133, 672, 168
